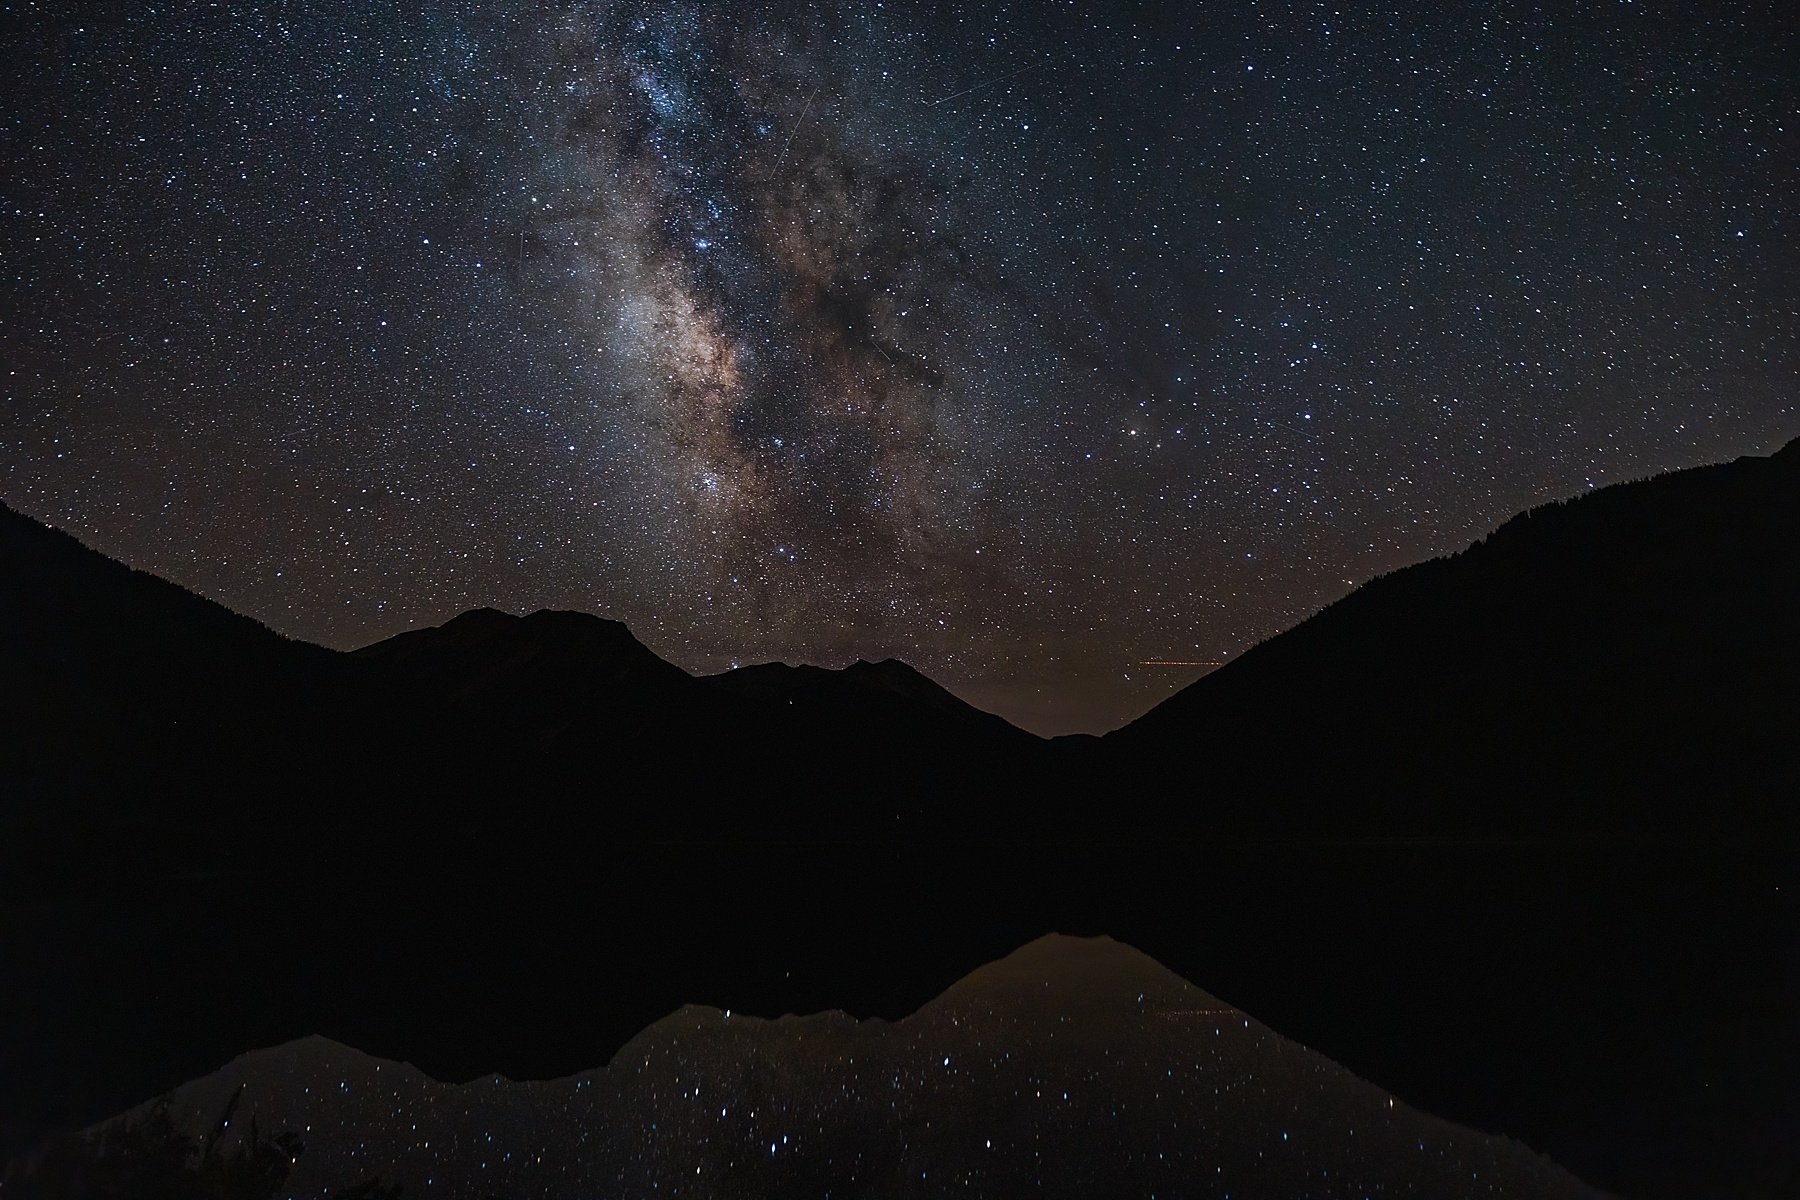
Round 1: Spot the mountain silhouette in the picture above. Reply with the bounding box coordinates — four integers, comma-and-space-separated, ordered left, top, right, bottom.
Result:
0, 512, 1047, 838
705, 656, 1036, 747
8, 439, 1795, 839
4, 936, 1604, 1200
1099, 437, 1800, 836
356, 606, 685, 693
341, 612, 1045, 838
0, 503, 335, 818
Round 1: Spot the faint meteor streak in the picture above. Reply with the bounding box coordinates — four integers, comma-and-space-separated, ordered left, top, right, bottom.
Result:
775, 86, 822, 167
927, 57, 1055, 106
1139, 660, 1223, 667
1155, 1008, 1239, 1018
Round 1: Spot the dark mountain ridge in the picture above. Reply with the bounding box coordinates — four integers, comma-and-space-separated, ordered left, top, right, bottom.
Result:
341, 606, 1045, 834
0, 503, 337, 813
1, 516, 1052, 845
5, 438, 1797, 837
704, 656, 1034, 743
8, 435, 1800, 841
355, 606, 680, 687
1098, 437, 1800, 837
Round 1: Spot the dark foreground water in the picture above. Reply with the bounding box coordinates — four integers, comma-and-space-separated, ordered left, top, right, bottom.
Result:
5, 834, 1796, 1198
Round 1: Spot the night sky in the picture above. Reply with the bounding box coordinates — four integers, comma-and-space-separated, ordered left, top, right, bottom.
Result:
3, 2, 1794, 734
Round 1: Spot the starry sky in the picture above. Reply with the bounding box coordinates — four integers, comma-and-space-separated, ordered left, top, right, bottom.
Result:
3, 1, 1794, 734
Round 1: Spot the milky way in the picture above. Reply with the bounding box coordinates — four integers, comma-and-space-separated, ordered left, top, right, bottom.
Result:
3, 2, 1794, 731
511, 5, 1005, 600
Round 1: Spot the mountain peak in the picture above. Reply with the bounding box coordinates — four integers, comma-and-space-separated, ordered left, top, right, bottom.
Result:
515, 607, 644, 645
520, 607, 628, 629
931, 933, 1224, 1017
360, 604, 661, 661
431, 605, 643, 642
844, 656, 929, 681
442, 605, 519, 629
700, 654, 1033, 742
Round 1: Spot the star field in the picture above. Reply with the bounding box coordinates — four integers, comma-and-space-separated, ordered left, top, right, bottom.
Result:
2, 1, 1794, 732
116, 937, 1602, 1198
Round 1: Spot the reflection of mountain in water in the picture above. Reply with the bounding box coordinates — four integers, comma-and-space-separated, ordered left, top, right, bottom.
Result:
17, 936, 1601, 1199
